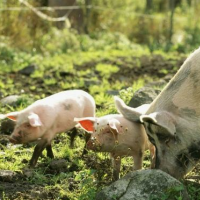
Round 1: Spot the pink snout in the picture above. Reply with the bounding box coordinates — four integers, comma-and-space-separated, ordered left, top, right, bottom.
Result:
9, 134, 22, 144
86, 139, 95, 150
86, 137, 102, 151
9, 136, 18, 144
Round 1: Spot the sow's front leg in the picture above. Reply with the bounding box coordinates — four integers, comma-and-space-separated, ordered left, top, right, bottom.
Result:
29, 139, 49, 167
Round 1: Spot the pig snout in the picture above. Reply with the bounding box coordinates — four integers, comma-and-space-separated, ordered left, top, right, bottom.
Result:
9, 135, 20, 144
86, 138, 95, 149
87, 137, 102, 151
9, 131, 23, 144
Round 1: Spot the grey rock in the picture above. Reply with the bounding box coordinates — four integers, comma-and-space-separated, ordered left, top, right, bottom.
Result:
0, 136, 9, 146
0, 95, 20, 106
49, 159, 68, 172
95, 169, 189, 200
23, 169, 34, 178
145, 79, 167, 88
0, 119, 15, 135
119, 76, 128, 82
0, 170, 16, 182
30, 190, 48, 199
18, 64, 37, 76
140, 55, 151, 66
84, 79, 101, 87
164, 74, 173, 82
107, 90, 119, 96
128, 87, 160, 108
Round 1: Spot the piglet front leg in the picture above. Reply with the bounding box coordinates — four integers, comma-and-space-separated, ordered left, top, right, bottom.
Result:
111, 153, 121, 181
82, 133, 91, 156
132, 151, 143, 170
29, 139, 49, 167
46, 143, 54, 159
149, 144, 156, 169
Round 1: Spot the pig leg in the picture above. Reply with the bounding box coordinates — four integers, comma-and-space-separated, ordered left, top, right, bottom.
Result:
149, 144, 156, 169
68, 127, 78, 148
133, 151, 144, 170
46, 143, 54, 159
29, 139, 49, 167
111, 154, 121, 181
82, 132, 91, 156
68, 127, 90, 156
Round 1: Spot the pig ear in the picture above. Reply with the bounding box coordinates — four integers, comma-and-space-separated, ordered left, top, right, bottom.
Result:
28, 113, 42, 127
74, 117, 95, 133
114, 96, 142, 122
135, 104, 150, 114
4, 112, 20, 121
140, 111, 176, 137
108, 119, 123, 134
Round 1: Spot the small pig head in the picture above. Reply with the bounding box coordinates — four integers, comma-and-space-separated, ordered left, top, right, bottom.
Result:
75, 116, 123, 152
2, 111, 43, 144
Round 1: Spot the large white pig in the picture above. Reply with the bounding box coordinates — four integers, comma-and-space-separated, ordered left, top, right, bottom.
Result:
0, 90, 95, 167
115, 47, 200, 179
75, 112, 155, 181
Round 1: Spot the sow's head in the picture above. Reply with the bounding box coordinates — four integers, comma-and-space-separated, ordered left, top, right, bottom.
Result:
114, 96, 199, 179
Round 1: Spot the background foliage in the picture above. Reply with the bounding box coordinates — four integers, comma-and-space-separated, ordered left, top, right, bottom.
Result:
0, 0, 200, 53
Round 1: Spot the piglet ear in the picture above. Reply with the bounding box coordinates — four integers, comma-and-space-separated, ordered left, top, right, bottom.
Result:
108, 119, 123, 134
74, 117, 95, 132
4, 111, 20, 121
28, 113, 42, 127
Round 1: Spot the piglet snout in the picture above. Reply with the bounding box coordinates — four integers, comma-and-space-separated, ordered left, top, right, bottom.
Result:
87, 139, 95, 150
87, 137, 102, 151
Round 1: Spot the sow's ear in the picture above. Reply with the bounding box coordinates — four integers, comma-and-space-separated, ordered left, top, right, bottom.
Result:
28, 113, 42, 127
74, 117, 95, 133
0, 111, 20, 121
114, 96, 142, 122
140, 111, 176, 137
108, 119, 123, 134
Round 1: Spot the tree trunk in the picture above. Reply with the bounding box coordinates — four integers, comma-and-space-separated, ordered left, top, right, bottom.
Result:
169, 0, 175, 44
48, 0, 84, 30
146, 0, 153, 13
84, 0, 91, 33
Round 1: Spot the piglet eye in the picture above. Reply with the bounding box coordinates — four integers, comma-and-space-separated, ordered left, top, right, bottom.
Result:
26, 124, 31, 128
